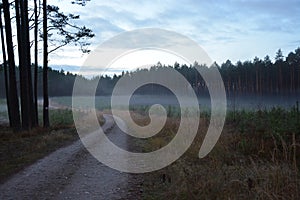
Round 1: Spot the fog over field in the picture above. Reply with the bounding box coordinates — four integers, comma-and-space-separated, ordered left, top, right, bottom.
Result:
50, 94, 300, 112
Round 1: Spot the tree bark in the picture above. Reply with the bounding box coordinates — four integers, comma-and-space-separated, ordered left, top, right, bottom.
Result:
34, 0, 39, 126
0, 9, 12, 126
2, 0, 21, 130
43, 0, 49, 127
23, 0, 36, 127
16, 0, 31, 130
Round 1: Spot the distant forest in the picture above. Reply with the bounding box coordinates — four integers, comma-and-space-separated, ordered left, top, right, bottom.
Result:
1, 47, 300, 98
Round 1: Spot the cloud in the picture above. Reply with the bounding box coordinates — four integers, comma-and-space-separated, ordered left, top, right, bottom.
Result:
45, 0, 300, 75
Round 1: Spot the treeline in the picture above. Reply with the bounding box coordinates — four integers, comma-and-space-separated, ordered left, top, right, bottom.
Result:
218, 48, 300, 97
91, 47, 300, 97
165, 48, 300, 97
2, 48, 299, 99
136, 48, 299, 97
0, 66, 81, 97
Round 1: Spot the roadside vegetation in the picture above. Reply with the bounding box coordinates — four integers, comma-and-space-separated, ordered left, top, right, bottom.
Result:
1, 97, 300, 198
0, 109, 76, 182
0, 100, 105, 183
134, 104, 300, 199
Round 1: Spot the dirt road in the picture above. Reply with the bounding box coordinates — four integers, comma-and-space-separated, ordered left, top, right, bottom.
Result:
0, 115, 142, 200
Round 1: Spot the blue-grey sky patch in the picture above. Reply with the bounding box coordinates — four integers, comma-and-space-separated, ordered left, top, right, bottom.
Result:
21, 0, 300, 75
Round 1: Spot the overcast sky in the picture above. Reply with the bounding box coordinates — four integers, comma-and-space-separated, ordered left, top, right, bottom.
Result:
36, 0, 300, 75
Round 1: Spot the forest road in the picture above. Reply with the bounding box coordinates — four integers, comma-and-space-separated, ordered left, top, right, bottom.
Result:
0, 115, 142, 200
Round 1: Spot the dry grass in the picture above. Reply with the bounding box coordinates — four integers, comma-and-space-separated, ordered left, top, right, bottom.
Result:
0, 108, 105, 183
0, 126, 78, 183
138, 113, 300, 199
73, 109, 106, 134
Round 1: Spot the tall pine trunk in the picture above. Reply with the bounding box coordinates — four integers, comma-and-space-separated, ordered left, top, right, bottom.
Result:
23, 0, 36, 127
2, 0, 21, 130
34, 0, 39, 126
15, 0, 36, 130
16, 0, 30, 130
43, 0, 49, 127
0, 9, 12, 126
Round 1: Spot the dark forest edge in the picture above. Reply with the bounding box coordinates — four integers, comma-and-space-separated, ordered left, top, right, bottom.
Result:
0, 0, 94, 130
1, 47, 300, 98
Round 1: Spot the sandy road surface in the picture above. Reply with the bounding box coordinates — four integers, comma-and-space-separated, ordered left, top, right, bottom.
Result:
0, 115, 142, 200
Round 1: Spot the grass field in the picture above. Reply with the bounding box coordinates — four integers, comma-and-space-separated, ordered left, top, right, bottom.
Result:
137, 108, 300, 199
1, 96, 300, 198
